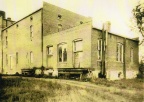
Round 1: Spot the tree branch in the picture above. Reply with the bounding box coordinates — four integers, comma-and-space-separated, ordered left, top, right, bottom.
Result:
139, 28, 144, 37
139, 39, 144, 45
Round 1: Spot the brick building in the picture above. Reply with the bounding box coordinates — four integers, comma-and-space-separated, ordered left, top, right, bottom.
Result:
0, 2, 139, 80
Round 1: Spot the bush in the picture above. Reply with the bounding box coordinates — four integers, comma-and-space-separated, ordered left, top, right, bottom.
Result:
138, 64, 144, 79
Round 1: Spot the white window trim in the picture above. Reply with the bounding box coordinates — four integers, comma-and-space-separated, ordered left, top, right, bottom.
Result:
47, 45, 53, 56
97, 39, 102, 60
73, 39, 83, 52
30, 25, 33, 38
30, 51, 33, 63
10, 56, 12, 69
16, 52, 18, 64
130, 48, 134, 62
117, 43, 124, 62
58, 43, 67, 62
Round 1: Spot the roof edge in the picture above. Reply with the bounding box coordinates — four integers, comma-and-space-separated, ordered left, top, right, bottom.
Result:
92, 27, 139, 42
2, 8, 42, 31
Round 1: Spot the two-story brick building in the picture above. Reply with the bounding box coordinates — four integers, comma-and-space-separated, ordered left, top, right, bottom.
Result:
0, 2, 139, 80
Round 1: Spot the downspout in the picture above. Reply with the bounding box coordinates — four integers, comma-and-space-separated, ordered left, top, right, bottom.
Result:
102, 29, 105, 77
1, 30, 3, 73
123, 38, 126, 79
41, 8, 44, 67
1, 18, 3, 74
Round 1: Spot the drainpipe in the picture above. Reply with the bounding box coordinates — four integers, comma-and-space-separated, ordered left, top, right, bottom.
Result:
41, 8, 43, 67
1, 30, 3, 74
123, 38, 126, 79
102, 29, 105, 77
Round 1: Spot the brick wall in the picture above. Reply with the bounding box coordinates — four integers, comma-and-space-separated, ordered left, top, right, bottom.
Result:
43, 2, 91, 35
43, 22, 92, 69
2, 9, 42, 74
0, 17, 2, 73
91, 29, 139, 80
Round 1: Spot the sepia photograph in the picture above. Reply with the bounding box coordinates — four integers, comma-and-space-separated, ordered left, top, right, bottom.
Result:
0, 0, 144, 102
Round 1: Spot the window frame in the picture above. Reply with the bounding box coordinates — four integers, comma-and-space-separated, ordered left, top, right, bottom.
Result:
30, 51, 33, 63
116, 43, 124, 62
6, 36, 8, 48
6, 54, 8, 65
73, 39, 83, 53
130, 48, 134, 62
16, 52, 18, 64
30, 25, 33, 38
97, 39, 102, 60
58, 42, 67, 62
47, 45, 53, 56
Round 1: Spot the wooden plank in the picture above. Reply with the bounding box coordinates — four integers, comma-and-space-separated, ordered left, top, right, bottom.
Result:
58, 72, 82, 74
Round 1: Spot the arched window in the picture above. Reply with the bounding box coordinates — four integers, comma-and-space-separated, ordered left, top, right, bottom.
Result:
58, 43, 67, 62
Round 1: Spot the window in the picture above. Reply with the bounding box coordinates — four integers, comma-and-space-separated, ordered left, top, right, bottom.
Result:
6, 54, 8, 65
16, 52, 18, 64
10, 56, 12, 69
30, 25, 33, 38
58, 43, 67, 62
73, 39, 83, 68
6, 36, 8, 48
58, 24, 62, 31
30, 16, 33, 21
47, 46, 53, 55
97, 39, 102, 60
58, 14, 62, 20
74, 40, 83, 52
116, 43, 123, 62
30, 51, 33, 63
130, 48, 133, 62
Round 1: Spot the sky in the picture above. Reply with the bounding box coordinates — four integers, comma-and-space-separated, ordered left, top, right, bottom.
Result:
0, 0, 141, 38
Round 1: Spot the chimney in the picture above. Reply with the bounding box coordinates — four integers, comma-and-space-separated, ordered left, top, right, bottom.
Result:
103, 21, 111, 32
7, 17, 11, 21
0, 11, 5, 19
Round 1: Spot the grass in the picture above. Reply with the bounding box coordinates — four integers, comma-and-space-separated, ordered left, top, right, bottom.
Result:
90, 78, 144, 102
0, 76, 143, 102
91, 78, 144, 90
0, 77, 71, 102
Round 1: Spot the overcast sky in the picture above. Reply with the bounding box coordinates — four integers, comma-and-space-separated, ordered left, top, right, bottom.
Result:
0, 0, 140, 38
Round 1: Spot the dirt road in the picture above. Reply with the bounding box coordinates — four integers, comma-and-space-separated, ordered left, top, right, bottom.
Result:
36, 78, 143, 102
